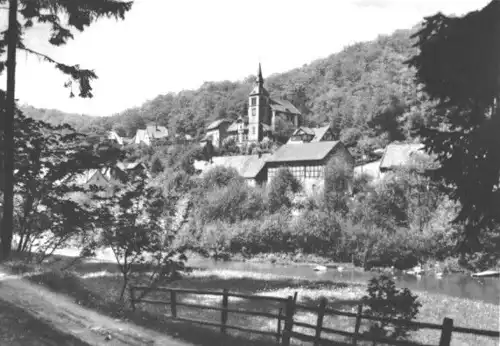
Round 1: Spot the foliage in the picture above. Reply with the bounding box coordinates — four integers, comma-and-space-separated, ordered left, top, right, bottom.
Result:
219, 136, 240, 156
323, 155, 353, 215
362, 275, 421, 342
200, 166, 243, 190
4, 111, 122, 261
149, 156, 164, 176
97, 171, 180, 301
195, 181, 266, 224
406, 1, 500, 251
0, 0, 132, 260
267, 167, 301, 213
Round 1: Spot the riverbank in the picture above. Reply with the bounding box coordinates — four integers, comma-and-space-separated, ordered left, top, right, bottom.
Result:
209, 251, 474, 276
2, 252, 498, 346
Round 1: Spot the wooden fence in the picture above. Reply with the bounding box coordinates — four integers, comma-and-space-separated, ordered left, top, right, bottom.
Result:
129, 286, 499, 346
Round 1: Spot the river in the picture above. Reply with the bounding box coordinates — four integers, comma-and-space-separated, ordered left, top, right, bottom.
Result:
188, 258, 500, 305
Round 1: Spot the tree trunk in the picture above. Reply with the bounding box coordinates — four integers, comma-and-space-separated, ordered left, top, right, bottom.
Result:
16, 233, 23, 252
1, 0, 19, 261
119, 272, 128, 302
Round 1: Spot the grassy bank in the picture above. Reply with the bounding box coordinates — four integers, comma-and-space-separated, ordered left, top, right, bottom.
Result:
0, 297, 90, 346
3, 253, 499, 346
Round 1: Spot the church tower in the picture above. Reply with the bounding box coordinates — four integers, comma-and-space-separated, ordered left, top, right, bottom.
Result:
248, 63, 270, 142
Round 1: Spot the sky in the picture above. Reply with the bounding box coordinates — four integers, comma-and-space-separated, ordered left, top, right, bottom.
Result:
0, 0, 492, 117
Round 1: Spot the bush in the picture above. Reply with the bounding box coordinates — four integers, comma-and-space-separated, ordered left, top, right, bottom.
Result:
201, 166, 243, 190
324, 155, 354, 215
196, 182, 266, 224
362, 275, 421, 341
267, 168, 301, 213
290, 211, 343, 256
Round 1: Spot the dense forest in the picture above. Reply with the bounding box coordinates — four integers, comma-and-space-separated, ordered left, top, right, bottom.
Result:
21, 26, 430, 153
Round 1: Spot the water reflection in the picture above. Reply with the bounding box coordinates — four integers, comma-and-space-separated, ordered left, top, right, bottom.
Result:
189, 259, 500, 305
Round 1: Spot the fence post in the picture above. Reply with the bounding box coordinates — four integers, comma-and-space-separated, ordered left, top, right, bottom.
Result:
276, 308, 283, 345
221, 288, 229, 334
129, 286, 136, 312
439, 318, 454, 346
352, 304, 363, 345
313, 297, 327, 346
281, 295, 296, 346
170, 290, 177, 318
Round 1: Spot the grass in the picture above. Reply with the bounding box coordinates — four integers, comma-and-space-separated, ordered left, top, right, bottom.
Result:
2, 252, 499, 346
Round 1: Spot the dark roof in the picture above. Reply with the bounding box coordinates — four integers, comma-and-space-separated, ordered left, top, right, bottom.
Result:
267, 141, 341, 163
207, 119, 231, 131
270, 99, 301, 115
379, 143, 426, 170
249, 84, 270, 97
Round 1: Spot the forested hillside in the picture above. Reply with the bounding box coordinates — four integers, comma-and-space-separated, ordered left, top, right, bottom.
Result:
23, 27, 431, 152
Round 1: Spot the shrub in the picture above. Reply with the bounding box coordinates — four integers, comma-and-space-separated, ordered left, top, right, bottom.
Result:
196, 182, 266, 224
197, 222, 231, 260
290, 211, 343, 256
362, 275, 421, 342
324, 155, 354, 215
267, 167, 302, 213
227, 214, 293, 254
201, 166, 243, 190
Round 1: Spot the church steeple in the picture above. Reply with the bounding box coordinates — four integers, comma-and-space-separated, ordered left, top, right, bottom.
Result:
248, 63, 270, 142
256, 63, 264, 86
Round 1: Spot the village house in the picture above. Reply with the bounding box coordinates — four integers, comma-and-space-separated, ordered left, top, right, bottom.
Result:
203, 119, 232, 148
287, 125, 335, 144
265, 141, 354, 194
132, 125, 169, 146
66, 160, 149, 188
203, 64, 302, 147
194, 153, 271, 187
353, 142, 433, 182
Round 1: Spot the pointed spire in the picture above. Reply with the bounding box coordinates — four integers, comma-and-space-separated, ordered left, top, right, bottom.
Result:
257, 62, 264, 85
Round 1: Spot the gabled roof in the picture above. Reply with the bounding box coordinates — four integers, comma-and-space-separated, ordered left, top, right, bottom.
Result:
207, 119, 232, 131
379, 143, 426, 170
133, 129, 149, 144
107, 131, 124, 145
267, 141, 342, 163
146, 125, 169, 139
270, 99, 301, 115
195, 154, 272, 179
288, 125, 332, 143
310, 126, 331, 142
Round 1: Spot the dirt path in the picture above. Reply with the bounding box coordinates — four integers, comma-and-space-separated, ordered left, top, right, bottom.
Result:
0, 269, 193, 346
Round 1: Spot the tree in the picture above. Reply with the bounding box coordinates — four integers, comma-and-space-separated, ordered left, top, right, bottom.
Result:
406, 0, 500, 251
8, 109, 123, 260
98, 171, 180, 301
324, 155, 354, 215
150, 156, 164, 176
0, 0, 133, 260
267, 168, 301, 213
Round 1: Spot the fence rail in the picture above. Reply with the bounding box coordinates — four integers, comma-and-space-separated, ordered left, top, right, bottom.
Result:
129, 286, 499, 346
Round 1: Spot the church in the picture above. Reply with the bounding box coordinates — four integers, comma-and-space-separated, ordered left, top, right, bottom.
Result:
204, 64, 302, 147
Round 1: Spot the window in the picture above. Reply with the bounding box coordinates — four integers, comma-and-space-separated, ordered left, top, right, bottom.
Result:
252, 108, 256, 117
251, 97, 257, 106
252, 126, 256, 135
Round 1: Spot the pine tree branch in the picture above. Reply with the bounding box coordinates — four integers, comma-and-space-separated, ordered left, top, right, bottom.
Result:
17, 45, 97, 98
